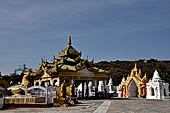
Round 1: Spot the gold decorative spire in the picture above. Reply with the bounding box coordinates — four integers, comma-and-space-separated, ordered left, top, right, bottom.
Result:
139, 69, 141, 73
133, 63, 138, 72
68, 35, 72, 47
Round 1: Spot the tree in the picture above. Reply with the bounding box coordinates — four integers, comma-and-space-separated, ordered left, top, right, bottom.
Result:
9, 64, 32, 85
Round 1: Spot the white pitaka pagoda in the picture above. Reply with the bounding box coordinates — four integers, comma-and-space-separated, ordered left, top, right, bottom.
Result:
146, 70, 169, 99
98, 81, 105, 92
98, 81, 105, 97
88, 81, 95, 97
116, 77, 125, 97
106, 77, 115, 94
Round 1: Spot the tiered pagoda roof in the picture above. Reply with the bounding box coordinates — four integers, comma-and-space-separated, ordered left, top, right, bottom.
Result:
34, 36, 110, 79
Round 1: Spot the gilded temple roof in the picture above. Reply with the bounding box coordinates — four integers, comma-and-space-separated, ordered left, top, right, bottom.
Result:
58, 36, 81, 58
32, 36, 110, 79
58, 64, 77, 71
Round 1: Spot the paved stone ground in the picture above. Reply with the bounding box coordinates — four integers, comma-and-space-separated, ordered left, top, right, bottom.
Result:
107, 98, 170, 113
0, 100, 103, 113
93, 100, 111, 113
1, 99, 170, 113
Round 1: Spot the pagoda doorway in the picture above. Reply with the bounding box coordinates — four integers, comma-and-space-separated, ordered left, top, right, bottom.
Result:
41, 80, 52, 87
128, 80, 138, 97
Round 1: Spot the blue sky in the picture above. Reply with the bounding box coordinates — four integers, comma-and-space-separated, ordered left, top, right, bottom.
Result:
0, 0, 170, 75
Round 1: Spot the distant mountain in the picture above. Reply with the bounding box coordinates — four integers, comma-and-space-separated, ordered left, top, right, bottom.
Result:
94, 59, 170, 86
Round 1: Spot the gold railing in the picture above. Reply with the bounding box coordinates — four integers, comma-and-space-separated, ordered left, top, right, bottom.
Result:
5, 97, 46, 104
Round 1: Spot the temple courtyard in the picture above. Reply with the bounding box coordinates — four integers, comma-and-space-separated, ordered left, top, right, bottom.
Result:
1, 98, 170, 113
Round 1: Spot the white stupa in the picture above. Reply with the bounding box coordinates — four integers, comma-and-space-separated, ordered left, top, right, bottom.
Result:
146, 70, 169, 100
88, 81, 95, 97
106, 77, 115, 94
116, 77, 125, 97
98, 81, 105, 92
152, 70, 160, 80
121, 77, 125, 85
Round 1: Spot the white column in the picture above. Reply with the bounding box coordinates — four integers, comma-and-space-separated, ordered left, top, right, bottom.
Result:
57, 78, 60, 86
39, 81, 41, 86
94, 80, 97, 88
50, 80, 53, 86
84, 82, 87, 97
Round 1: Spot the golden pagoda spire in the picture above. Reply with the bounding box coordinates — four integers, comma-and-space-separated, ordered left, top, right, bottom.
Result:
138, 69, 142, 77
133, 63, 138, 72
68, 35, 72, 47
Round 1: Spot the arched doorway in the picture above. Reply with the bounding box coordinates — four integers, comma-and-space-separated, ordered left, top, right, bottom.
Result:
151, 87, 155, 96
128, 80, 138, 97
164, 88, 167, 96
41, 80, 51, 87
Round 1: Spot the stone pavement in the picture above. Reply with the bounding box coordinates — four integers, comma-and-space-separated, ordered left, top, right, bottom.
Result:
107, 98, 170, 113
93, 100, 111, 113
1, 98, 170, 113
0, 100, 103, 113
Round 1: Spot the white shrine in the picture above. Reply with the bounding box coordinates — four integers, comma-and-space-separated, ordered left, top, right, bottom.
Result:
98, 81, 105, 97
116, 77, 125, 97
98, 81, 105, 92
88, 81, 95, 97
146, 70, 169, 99
106, 77, 115, 94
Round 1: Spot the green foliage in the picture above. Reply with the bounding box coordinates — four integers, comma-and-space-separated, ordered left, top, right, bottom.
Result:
3, 64, 32, 85
94, 59, 170, 86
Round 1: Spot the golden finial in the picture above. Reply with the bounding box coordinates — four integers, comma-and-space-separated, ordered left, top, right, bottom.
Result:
68, 35, 72, 47
133, 63, 138, 72
144, 73, 147, 77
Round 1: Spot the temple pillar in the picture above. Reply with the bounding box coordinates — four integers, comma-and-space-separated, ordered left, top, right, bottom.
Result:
82, 82, 84, 98
34, 81, 36, 86
50, 80, 53, 87
86, 80, 89, 98
94, 80, 97, 88
95, 80, 98, 98
121, 87, 124, 97
39, 80, 41, 86
104, 80, 107, 98
58, 78, 60, 86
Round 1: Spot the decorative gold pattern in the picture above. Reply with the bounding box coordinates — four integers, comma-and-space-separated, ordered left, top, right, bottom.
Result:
121, 63, 147, 97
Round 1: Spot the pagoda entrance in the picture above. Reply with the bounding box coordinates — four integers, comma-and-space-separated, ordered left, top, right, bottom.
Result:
128, 80, 138, 97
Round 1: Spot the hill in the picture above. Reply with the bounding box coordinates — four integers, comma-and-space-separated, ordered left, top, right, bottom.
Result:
94, 59, 170, 86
